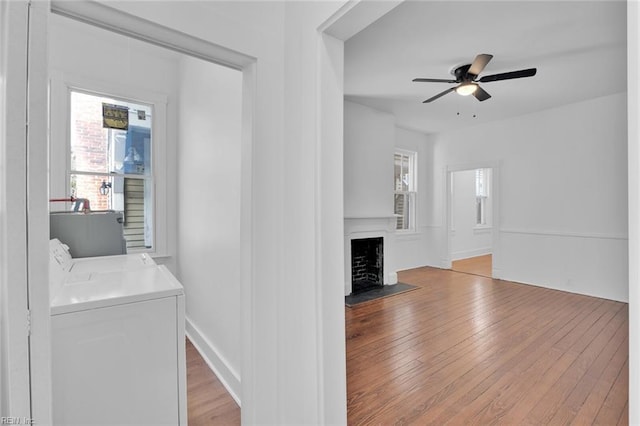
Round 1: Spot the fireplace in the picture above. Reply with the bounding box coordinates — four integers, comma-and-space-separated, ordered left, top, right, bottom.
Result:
350, 237, 384, 294
344, 216, 397, 295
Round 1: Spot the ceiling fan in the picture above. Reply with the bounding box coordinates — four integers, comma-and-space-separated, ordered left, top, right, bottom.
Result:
413, 54, 537, 103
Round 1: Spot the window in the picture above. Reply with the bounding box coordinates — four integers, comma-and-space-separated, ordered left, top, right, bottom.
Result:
69, 90, 154, 251
394, 150, 417, 231
475, 168, 491, 226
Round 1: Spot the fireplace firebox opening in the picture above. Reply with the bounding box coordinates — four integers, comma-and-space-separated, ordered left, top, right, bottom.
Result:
350, 237, 384, 294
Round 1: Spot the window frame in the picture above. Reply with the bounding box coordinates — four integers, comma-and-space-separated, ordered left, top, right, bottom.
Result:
474, 168, 491, 228
50, 72, 169, 256
394, 148, 418, 233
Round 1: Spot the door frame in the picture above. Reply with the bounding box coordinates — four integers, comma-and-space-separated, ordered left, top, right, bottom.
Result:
1, 0, 34, 418
444, 161, 500, 278
26, 1, 257, 423
1, 0, 51, 421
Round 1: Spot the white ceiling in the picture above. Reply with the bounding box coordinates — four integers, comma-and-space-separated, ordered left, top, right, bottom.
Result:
344, 1, 627, 135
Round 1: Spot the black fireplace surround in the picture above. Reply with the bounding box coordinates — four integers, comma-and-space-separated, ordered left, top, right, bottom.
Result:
350, 237, 383, 294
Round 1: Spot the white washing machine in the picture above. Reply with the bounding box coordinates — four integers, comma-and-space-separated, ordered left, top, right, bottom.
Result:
49, 238, 155, 276
49, 240, 187, 426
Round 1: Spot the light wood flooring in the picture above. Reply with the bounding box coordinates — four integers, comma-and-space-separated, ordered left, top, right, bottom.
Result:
346, 266, 628, 425
187, 264, 628, 424
187, 339, 241, 425
452, 253, 493, 278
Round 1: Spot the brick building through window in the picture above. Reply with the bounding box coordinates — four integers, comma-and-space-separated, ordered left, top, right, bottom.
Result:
70, 90, 153, 250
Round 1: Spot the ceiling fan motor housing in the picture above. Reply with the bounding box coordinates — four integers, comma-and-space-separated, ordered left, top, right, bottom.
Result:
453, 64, 475, 82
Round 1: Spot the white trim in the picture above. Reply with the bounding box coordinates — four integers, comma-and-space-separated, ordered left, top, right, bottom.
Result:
319, 0, 402, 40
0, 0, 33, 418
239, 58, 256, 425
185, 318, 241, 406
500, 228, 628, 241
316, 31, 347, 425
50, 0, 252, 70
344, 215, 396, 233
26, 1, 53, 423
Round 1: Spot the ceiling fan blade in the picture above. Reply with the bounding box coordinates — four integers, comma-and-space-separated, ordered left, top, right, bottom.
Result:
468, 54, 493, 76
473, 86, 491, 102
413, 78, 457, 83
423, 87, 455, 103
479, 68, 537, 83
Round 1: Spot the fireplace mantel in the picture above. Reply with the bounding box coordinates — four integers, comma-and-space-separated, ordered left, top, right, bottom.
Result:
344, 215, 397, 235
344, 216, 398, 295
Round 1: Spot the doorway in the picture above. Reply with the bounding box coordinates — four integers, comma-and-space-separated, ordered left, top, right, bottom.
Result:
46, 4, 249, 422
451, 254, 492, 277
446, 164, 498, 279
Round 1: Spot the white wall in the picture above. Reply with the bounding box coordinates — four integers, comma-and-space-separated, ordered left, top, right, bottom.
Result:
432, 93, 628, 302
176, 55, 242, 402
451, 169, 492, 260
344, 100, 395, 217
343, 101, 399, 290
343, 102, 440, 273
394, 126, 439, 271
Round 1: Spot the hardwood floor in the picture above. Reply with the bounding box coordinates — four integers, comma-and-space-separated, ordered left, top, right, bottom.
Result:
346, 266, 628, 425
186, 265, 628, 424
187, 339, 241, 425
452, 254, 492, 277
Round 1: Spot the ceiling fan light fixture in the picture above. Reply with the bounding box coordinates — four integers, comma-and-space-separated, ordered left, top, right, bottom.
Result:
456, 83, 478, 96
414, 54, 536, 103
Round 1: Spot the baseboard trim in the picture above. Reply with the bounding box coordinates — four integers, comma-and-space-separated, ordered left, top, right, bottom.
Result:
185, 317, 242, 406
451, 247, 492, 261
